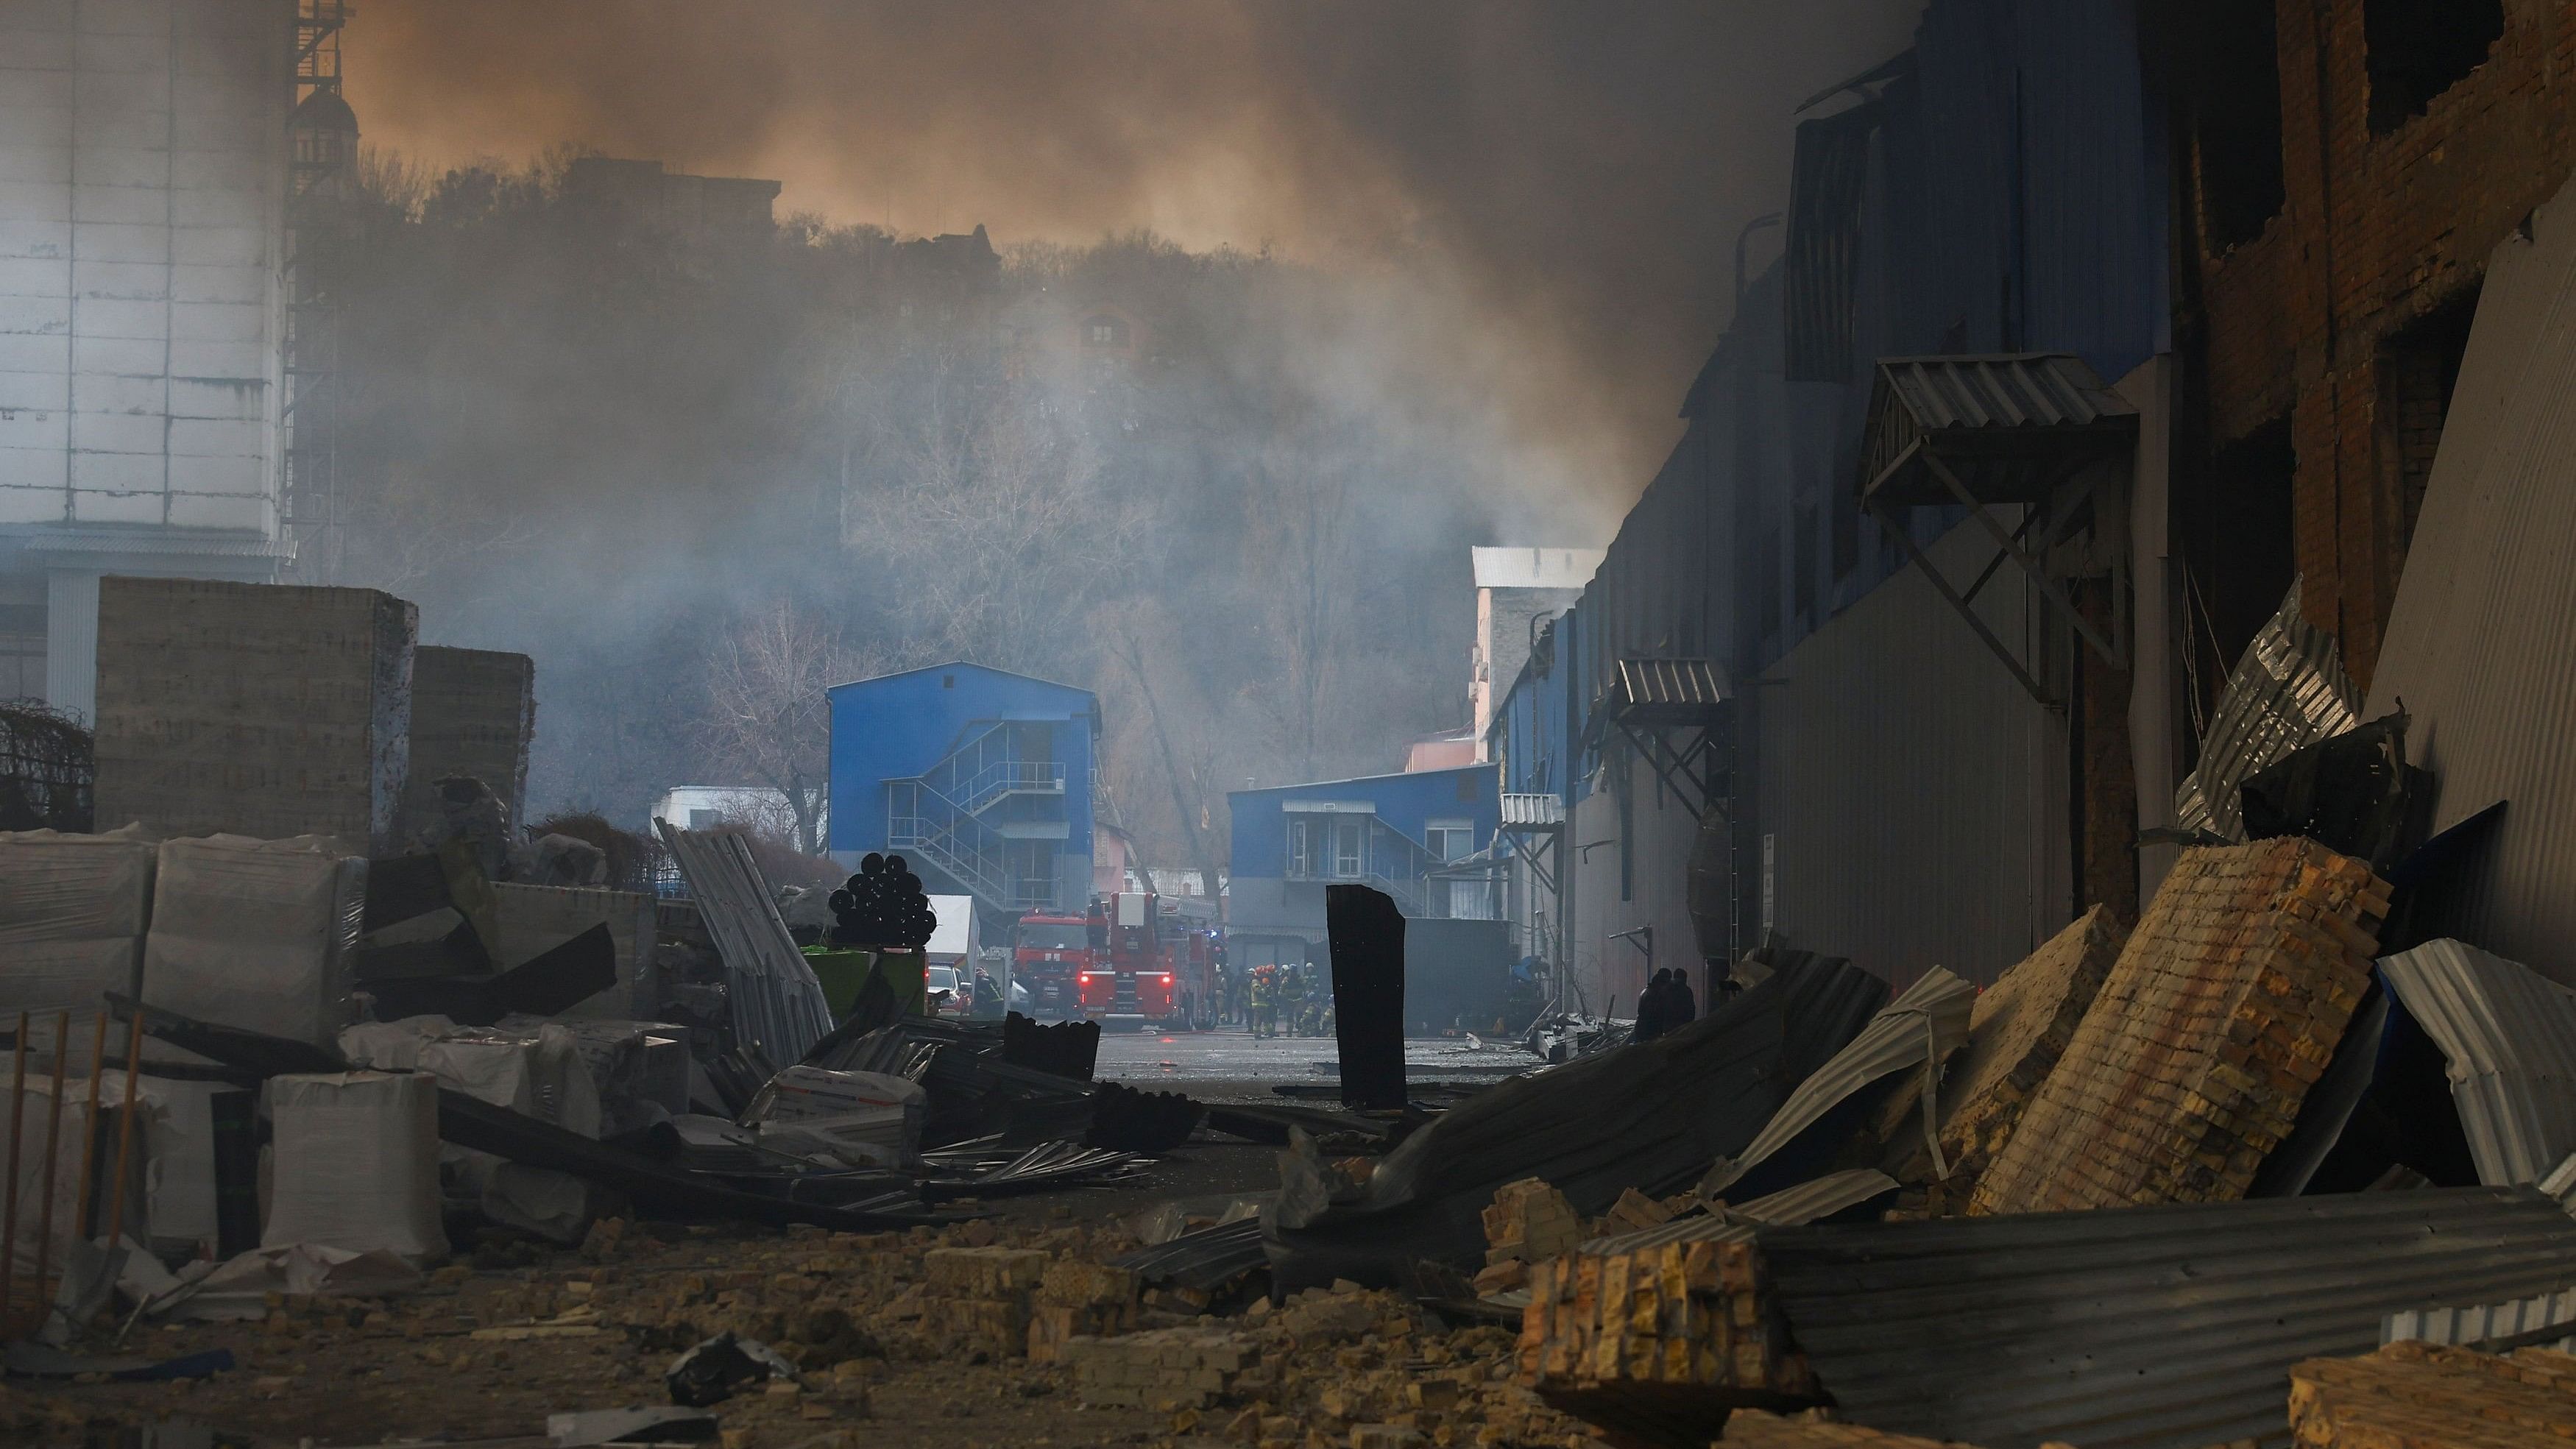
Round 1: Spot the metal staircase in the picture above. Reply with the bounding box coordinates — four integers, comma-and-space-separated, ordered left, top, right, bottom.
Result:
1288, 814, 1450, 917
885, 722, 1065, 914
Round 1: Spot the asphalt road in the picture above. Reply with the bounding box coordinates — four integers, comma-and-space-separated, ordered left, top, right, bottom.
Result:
1091, 1023, 1543, 1099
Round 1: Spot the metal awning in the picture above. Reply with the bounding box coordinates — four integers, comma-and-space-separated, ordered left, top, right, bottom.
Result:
1855, 355, 2140, 705
1601, 657, 1729, 726
1588, 658, 1733, 823
1499, 793, 1565, 832
1860, 354, 2137, 508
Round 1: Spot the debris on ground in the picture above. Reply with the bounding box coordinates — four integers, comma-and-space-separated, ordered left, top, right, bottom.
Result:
2289, 1340, 2576, 1448
1874, 905, 2123, 1214
1970, 837, 2388, 1214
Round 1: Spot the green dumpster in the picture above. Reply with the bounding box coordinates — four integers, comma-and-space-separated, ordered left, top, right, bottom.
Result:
802, 946, 927, 1020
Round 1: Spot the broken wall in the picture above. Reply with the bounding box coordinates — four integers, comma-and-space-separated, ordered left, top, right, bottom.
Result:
2363, 167, 2576, 986
92, 577, 416, 853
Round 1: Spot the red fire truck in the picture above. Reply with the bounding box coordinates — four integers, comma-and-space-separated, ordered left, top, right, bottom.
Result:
1069, 891, 1222, 1031
1010, 908, 1098, 1021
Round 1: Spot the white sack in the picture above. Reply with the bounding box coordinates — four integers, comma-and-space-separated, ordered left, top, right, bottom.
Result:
144, 835, 366, 1049
263, 1071, 447, 1263
0, 826, 157, 1069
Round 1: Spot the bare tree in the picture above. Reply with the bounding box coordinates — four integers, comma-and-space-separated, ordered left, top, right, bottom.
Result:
693, 600, 861, 855
1245, 420, 1354, 782
1102, 610, 1230, 906
844, 360, 1150, 674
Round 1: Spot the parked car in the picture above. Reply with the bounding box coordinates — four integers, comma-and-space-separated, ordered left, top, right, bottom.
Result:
926, 964, 968, 1017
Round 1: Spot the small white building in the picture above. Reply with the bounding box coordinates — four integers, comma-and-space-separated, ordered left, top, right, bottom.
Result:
650, 784, 825, 840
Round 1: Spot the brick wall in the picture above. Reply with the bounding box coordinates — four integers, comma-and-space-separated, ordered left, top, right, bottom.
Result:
2194, 0, 2576, 686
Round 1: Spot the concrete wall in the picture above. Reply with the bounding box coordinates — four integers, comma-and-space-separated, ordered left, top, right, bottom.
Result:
405, 645, 534, 833
92, 575, 414, 851
0, 0, 287, 534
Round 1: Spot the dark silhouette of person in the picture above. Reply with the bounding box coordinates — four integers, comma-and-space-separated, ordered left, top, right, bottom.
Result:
1670, 968, 1698, 1029
1635, 968, 1674, 1044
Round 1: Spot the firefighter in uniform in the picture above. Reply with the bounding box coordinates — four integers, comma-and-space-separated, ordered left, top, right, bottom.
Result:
1250, 964, 1275, 1038
1277, 964, 1306, 1039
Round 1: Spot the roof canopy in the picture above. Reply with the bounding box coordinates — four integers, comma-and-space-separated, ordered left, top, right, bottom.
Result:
1858, 354, 2138, 509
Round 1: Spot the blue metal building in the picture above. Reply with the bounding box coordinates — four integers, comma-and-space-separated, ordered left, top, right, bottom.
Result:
1488, 0, 2174, 1005
826, 662, 1100, 924
1226, 765, 1501, 943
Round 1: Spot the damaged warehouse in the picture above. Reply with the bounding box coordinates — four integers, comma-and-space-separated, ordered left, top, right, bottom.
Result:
14, 0, 2576, 1448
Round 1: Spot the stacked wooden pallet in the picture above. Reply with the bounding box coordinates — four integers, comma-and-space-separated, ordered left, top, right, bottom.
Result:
1971, 838, 2387, 1215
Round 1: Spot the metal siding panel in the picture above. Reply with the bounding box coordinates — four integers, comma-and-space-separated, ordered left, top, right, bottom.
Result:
2379, 939, 2576, 1186
1761, 1187, 2576, 1449
1755, 517, 2065, 987
2367, 173, 2576, 987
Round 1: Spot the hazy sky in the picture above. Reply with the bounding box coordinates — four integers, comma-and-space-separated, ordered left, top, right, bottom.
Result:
343, 1, 1923, 535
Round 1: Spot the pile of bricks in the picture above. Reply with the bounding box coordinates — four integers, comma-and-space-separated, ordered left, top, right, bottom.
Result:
1596, 1186, 1680, 1237
1517, 1230, 1816, 1437
1970, 839, 2387, 1215
1883, 905, 2125, 1214
1061, 1326, 1259, 1409
919, 1247, 1052, 1358
2290, 1342, 2576, 1448
1482, 1178, 1582, 1266
1025, 1258, 1140, 1362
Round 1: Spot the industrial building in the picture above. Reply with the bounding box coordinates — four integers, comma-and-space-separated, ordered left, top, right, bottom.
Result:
1483, 0, 2576, 1007
1225, 762, 1501, 950
1468, 546, 1599, 761
1491, 0, 2167, 1010
0, 0, 356, 719
824, 661, 1100, 930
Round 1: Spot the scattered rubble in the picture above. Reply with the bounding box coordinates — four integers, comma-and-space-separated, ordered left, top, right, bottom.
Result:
2289, 1341, 2576, 1449
1970, 838, 2388, 1214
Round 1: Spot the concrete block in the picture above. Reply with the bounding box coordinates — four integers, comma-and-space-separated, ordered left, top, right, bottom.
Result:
74, 259, 169, 301
403, 645, 534, 832
489, 883, 656, 1020
163, 490, 263, 531
0, 481, 63, 523
92, 577, 417, 851
69, 485, 161, 522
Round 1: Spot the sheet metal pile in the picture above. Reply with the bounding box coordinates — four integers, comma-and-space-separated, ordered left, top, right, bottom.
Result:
1228, 622, 2576, 1449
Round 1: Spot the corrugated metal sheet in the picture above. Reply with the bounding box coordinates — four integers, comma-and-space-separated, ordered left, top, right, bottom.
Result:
1785, 102, 1883, 384
1759, 1186, 2576, 1449
1575, 1169, 1900, 1255
1878, 353, 2134, 432
2171, 586, 2363, 841
2378, 938, 2576, 1186
1114, 1218, 1266, 1292
1755, 518, 2068, 988
1870, 0, 2168, 387
1612, 657, 1729, 711
1705, 967, 1974, 1194
2385, 1285, 2576, 1353
1499, 793, 1564, 830
654, 821, 834, 1062
2366, 171, 2576, 987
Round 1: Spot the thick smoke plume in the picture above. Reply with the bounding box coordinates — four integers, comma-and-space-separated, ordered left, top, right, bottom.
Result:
326, 3, 1924, 869
347, 1, 1922, 518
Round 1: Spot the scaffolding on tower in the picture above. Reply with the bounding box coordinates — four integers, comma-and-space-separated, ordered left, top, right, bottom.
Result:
283, 1, 356, 578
